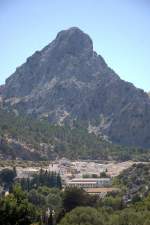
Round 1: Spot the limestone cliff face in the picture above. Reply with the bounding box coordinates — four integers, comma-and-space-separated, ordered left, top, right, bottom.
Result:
3, 27, 150, 148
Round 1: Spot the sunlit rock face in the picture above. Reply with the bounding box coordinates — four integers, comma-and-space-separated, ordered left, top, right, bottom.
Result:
3, 27, 150, 148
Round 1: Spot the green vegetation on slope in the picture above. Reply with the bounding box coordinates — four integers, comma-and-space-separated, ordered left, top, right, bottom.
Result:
0, 109, 149, 161
114, 163, 150, 203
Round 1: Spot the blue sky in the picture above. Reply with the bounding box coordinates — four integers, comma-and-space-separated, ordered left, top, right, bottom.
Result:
0, 0, 150, 91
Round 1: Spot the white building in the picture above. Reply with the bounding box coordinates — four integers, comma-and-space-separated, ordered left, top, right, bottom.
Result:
67, 178, 111, 188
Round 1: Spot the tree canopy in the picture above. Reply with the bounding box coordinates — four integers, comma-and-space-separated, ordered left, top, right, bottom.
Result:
58, 207, 104, 225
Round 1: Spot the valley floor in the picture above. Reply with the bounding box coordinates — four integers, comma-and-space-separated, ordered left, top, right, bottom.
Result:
0, 159, 147, 182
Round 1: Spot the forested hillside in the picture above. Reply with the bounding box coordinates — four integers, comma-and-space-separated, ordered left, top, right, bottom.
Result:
0, 109, 149, 161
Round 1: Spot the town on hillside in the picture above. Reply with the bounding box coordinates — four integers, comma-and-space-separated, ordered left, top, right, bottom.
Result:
0, 158, 137, 197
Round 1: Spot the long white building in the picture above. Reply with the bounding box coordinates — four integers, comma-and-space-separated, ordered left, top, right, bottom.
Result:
67, 178, 111, 188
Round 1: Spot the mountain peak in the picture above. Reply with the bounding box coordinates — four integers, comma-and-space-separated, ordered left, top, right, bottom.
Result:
3, 28, 150, 149
51, 27, 93, 57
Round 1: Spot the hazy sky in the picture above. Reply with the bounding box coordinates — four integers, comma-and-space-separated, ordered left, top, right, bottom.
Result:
0, 0, 150, 91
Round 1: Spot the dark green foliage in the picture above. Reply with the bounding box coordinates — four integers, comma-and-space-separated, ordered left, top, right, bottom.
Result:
62, 187, 98, 212
0, 185, 38, 225
0, 167, 17, 189
100, 171, 109, 178
19, 169, 62, 191
63, 187, 87, 212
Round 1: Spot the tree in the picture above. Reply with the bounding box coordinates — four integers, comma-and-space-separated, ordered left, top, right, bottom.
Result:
58, 207, 104, 225
100, 171, 108, 178
56, 174, 62, 189
0, 168, 16, 189
0, 185, 38, 225
62, 187, 89, 212
102, 196, 123, 210
28, 189, 46, 208
47, 192, 62, 210
27, 170, 62, 190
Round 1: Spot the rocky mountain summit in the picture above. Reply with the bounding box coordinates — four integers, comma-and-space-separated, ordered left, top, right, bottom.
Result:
2, 27, 150, 148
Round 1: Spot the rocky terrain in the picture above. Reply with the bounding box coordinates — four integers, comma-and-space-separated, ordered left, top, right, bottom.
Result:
2, 27, 150, 148
116, 163, 150, 203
